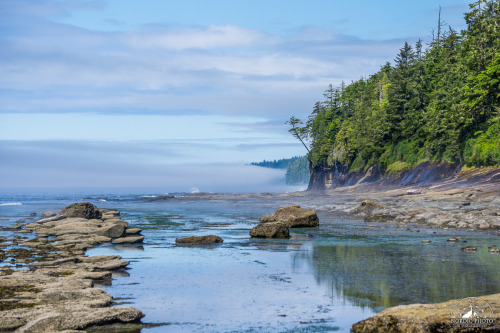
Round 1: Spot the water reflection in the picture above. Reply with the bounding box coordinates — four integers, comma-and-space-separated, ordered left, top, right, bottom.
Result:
293, 243, 500, 312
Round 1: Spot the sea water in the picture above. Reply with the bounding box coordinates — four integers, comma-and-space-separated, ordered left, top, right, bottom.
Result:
1, 192, 499, 332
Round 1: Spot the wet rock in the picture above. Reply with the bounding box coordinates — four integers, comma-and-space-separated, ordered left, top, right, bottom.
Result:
421, 240, 431, 243
259, 205, 319, 228
447, 238, 460, 242
1, 223, 24, 230
353, 200, 383, 214
96, 223, 126, 238
61, 202, 102, 219
489, 248, 500, 254
6, 306, 144, 332
125, 228, 142, 235
112, 236, 145, 244
41, 211, 57, 218
364, 214, 395, 222
461, 246, 477, 252
249, 222, 290, 239
0, 204, 145, 332
351, 293, 500, 333
175, 235, 223, 244
259, 213, 276, 223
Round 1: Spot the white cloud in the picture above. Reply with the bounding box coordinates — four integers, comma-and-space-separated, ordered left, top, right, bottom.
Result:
127, 25, 272, 50
0, 3, 406, 118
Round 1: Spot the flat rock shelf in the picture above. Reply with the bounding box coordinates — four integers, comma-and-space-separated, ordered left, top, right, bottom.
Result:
0, 202, 147, 332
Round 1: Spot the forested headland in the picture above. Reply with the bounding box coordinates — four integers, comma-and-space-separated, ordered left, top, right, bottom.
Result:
290, 0, 499, 187
251, 157, 310, 185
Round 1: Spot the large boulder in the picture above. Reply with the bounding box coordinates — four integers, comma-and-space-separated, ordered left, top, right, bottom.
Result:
351, 293, 500, 333
262, 205, 319, 228
249, 222, 290, 238
175, 235, 223, 244
61, 203, 102, 219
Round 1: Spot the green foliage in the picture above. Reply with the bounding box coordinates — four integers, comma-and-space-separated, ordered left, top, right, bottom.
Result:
349, 155, 365, 174
292, 0, 500, 175
386, 161, 412, 176
464, 121, 500, 166
252, 156, 310, 185
285, 156, 310, 185
250, 157, 301, 169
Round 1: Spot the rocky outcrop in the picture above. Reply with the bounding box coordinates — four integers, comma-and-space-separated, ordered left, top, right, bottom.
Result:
260, 205, 319, 228
249, 222, 290, 239
0, 203, 145, 332
352, 293, 500, 333
250, 205, 319, 238
113, 236, 145, 244
61, 202, 102, 219
175, 235, 223, 244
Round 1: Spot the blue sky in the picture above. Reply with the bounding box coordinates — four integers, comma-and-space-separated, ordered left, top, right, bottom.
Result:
0, 0, 472, 192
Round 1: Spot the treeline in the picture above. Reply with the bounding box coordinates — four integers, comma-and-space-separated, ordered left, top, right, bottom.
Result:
285, 156, 309, 185
295, 0, 500, 175
250, 157, 299, 169
251, 156, 310, 185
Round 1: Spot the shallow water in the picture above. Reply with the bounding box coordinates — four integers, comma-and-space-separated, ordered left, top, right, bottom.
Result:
1, 193, 500, 332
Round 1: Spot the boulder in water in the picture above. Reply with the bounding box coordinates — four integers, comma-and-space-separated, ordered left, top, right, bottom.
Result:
260, 205, 319, 228
249, 222, 289, 239
175, 235, 223, 244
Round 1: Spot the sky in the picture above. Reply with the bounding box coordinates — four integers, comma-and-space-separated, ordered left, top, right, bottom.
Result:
0, 0, 473, 193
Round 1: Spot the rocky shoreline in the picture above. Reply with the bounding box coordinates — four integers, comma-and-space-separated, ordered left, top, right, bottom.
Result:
0, 203, 146, 332
273, 167, 500, 232
351, 293, 500, 332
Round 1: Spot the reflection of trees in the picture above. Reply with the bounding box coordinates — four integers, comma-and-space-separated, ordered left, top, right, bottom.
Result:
292, 244, 500, 312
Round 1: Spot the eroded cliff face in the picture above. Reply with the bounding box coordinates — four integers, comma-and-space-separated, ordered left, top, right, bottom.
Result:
307, 161, 461, 190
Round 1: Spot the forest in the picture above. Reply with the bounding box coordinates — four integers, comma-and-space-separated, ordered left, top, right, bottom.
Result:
290, 0, 499, 176
251, 156, 310, 185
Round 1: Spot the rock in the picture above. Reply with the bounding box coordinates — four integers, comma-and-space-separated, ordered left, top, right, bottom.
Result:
41, 211, 57, 218
112, 236, 144, 244
421, 240, 431, 243
175, 235, 223, 244
96, 224, 126, 238
35, 214, 67, 223
125, 228, 142, 235
353, 200, 383, 214
259, 213, 276, 223
1, 223, 24, 230
364, 214, 395, 222
489, 248, 500, 254
249, 222, 290, 239
61, 202, 102, 219
351, 293, 500, 333
260, 205, 319, 228
0, 204, 146, 332
10, 307, 144, 332
461, 246, 477, 252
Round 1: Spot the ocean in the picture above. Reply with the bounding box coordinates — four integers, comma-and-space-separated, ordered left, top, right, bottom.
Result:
1, 191, 499, 332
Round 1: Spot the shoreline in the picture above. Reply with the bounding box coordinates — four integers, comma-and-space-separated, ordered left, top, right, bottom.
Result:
1, 168, 499, 332
0, 203, 148, 332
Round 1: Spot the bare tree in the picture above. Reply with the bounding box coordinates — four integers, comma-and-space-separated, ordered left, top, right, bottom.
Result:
285, 117, 310, 154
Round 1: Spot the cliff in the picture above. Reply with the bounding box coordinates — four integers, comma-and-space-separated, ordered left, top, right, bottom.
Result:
307, 162, 500, 191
